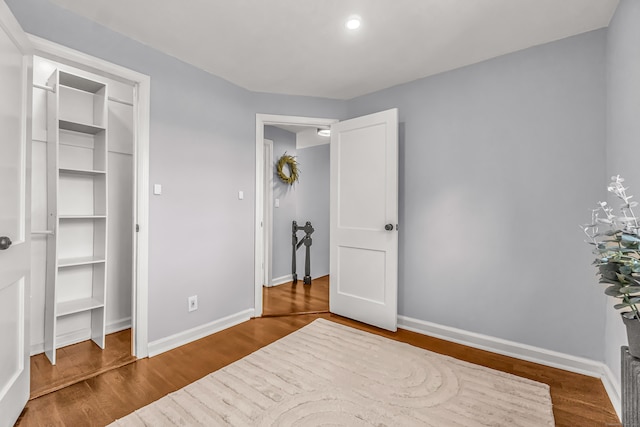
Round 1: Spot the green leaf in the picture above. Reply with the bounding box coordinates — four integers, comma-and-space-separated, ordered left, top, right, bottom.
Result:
614, 302, 632, 309
600, 263, 619, 272
604, 285, 623, 297
620, 286, 640, 294
616, 273, 630, 284
619, 248, 640, 253
622, 233, 640, 241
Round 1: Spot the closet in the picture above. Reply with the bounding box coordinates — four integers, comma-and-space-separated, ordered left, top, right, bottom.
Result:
31, 56, 135, 365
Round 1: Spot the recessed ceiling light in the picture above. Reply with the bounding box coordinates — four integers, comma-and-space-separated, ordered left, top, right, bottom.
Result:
345, 15, 361, 30
317, 129, 331, 137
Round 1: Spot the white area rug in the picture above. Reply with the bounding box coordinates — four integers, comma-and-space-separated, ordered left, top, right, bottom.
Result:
109, 319, 555, 426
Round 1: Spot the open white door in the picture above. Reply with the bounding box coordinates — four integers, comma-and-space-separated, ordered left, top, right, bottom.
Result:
0, 2, 32, 426
330, 109, 398, 331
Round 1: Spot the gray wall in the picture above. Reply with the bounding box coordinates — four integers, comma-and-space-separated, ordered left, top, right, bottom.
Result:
263, 126, 330, 282
264, 126, 297, 281
7, 0, 347, 342
605, 0, 640, 385
295, 144, 330, 278
347, 30, 608, 361
7, 0, 621, 367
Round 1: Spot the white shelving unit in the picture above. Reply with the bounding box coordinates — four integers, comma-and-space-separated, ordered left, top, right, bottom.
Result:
44, 70, 109, 365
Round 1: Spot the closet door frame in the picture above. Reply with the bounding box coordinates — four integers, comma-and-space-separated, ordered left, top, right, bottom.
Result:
29, 34, 150, 358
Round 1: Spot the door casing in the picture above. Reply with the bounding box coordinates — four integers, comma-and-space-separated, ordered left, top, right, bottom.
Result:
28, 35, 151, 358
254, 114, 337, 316
263, 138, 273, 287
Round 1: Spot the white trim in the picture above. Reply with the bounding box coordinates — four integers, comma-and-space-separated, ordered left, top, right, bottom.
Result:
601, 363, 622, 421
54, 330, 89, 351
147, 309, 255, 357
27, 34, 151, 359
27, 34, 146, 85
270, 274, 294, 287
29, 317, 132, 356
106, 316, 133, 335
0, 1, 32, 55
255, 114, 338, 317
398, 315, 604, 375
398, 315, 621, 420
263, 139, 273, 289
133, 72, 151, 359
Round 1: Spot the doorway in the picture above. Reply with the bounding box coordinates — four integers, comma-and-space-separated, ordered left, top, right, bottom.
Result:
256, 109, 400, 330
255, 115, 337, 317
26, 38, 150, 397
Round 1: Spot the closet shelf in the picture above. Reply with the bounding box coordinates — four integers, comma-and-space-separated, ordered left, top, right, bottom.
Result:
56, 297, 104, 317
59, 82, 104, 96
59, 72, 105, 93
59, 167, 106, 176
59, 119, 105, 135
58, 256, 106, 268
44, 67, 109, 365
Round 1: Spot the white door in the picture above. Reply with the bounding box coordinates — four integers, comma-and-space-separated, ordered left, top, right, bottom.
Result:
0, 2, 32, 426
329, 109, 398, 331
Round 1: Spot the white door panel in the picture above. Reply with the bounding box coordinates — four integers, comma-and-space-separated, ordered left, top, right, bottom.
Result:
0, 1, 31, 425
330, 109, 398, 331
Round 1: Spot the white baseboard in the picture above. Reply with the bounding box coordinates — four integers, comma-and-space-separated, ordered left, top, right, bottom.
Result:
270, 274, 293, 287
56, 329, 92, 350
601, 363, 622, 421
106, 316, 132, 334
397, 315, 622, 420
147, 308, 255, 357
30, 317, 133, 356
269, 273, 328, 287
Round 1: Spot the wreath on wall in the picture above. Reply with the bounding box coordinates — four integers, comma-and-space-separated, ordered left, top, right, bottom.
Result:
276, 153, 300, 185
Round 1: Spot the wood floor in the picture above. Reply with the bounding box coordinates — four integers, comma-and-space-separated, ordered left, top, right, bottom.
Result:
29, 329, 136, 401
262, 275, 329, 316
17, 283, 620, 426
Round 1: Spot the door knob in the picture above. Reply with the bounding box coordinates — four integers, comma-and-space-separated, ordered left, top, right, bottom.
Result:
385, 224, 394, 231
0, 236, 12, 250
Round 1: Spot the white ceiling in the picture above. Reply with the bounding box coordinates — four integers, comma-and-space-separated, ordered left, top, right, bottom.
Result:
50, 0, 619, 100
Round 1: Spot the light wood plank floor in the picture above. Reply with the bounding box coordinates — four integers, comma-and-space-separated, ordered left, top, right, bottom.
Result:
17, 286, 620, 426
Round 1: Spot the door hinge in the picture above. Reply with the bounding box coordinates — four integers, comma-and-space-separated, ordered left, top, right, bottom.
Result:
136, 224, 140, 232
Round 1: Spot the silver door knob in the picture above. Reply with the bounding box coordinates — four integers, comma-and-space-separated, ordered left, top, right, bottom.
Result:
0, 236, 12, 250
385, 224, 394, 231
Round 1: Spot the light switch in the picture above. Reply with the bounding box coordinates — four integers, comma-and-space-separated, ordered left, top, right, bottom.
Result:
153, 184, 162, 195
238, 191, 244, 200
275, 198, 280, 208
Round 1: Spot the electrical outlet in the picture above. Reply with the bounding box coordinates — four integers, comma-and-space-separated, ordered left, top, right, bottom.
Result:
188, 295, 198, 312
